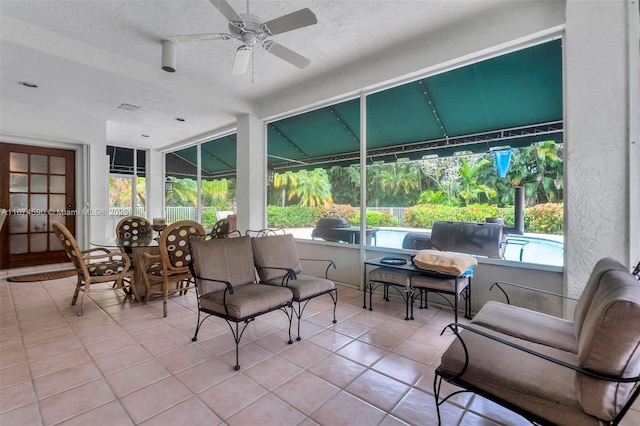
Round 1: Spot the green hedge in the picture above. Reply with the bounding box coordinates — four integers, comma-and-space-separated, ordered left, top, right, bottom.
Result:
267, 206, 316, 228
267, 202, 564, 234
349, 210, 398, 227
403, 204, 501, 228
404, 203, 563, 234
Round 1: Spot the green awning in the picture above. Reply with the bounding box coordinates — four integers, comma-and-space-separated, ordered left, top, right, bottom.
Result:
165, 39, 563, 177
166, 134, 237, 179
268, 39, 563, 171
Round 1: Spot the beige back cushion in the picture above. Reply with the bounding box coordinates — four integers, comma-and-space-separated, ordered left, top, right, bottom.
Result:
574, 257, 630, 340
251, 234, 303, 282
190, 236, 256, 295
575, 268, 640, 421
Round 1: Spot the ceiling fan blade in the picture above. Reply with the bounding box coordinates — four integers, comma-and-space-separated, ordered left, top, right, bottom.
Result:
262, 8, 317, 35
263, 41, 311, 69
232, 46, 252, 75
168, 33, 232, 42
209, 0, 244, 26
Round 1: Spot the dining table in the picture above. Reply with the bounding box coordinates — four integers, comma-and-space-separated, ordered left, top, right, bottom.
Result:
91, 236, 159, 301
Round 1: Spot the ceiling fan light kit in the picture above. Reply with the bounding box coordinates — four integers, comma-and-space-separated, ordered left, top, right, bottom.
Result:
161, 40, 177, 72
165, 0, 317, 75
232, 45, 252, 75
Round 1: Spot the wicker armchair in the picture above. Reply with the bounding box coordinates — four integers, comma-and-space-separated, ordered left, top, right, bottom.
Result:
115, 215, 153, 265
140, 220, 204, 317
53, 223, 136, 316
115, 215, 153, 241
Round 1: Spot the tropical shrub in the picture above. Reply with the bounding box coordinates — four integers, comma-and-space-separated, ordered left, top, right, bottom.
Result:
313, 203, 359, 222
403, 204, 501, 228
526, 203, 564, 234
201, 209, 219, 228
499, 206, 532, 231
267, 206, 315, 228
350, 210, 398, 227
403, 202, 563, 234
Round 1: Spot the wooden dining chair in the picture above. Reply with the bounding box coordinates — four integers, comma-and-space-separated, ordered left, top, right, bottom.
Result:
53, 223, 136, 316
139, 220, 205, 317
115, 215, 153, 241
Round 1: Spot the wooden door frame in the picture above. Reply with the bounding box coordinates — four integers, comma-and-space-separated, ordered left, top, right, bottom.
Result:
0, 141, 82, 269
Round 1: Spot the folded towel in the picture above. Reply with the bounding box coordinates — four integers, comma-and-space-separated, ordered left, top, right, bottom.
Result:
412, 249, 478, 276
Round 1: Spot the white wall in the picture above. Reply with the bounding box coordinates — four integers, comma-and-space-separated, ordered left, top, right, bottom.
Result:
0, 100, 108, 247
295, 240, 564, 317
564, 0, 637, 295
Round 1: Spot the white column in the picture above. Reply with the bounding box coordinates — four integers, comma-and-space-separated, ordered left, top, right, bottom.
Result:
87, 138, 110, 242
236, 113, 266, 233
146, 149, 164, 222
564, 0, 636, 295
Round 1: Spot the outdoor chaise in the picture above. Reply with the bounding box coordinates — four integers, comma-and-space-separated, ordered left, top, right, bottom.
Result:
434, 257, 640, 425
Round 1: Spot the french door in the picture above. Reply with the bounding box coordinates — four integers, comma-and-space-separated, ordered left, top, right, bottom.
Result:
0, 142, 76, 269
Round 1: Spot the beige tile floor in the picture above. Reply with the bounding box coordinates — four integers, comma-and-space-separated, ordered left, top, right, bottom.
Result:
1, 264, 639, 426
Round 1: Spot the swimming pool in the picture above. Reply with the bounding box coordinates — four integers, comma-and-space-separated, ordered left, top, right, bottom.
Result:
373, 229, 564, 267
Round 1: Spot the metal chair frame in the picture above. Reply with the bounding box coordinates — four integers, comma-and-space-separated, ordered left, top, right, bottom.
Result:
434, 323, 640, 426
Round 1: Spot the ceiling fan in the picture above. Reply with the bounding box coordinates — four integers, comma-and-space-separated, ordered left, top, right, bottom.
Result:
166, 0, 317, 75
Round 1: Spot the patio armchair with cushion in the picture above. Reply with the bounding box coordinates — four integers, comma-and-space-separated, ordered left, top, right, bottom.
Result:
140, 220, 204, 317
251, 233, 338, 341
434, 257, 640, 425
53, 222, 136, 316
188, 235, 294, 370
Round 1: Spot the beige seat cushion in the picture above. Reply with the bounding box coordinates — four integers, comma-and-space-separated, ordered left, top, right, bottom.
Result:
574, 257, 631, 340
87, 260, 127, 276
575, 269, 640, 421
251, 234, 303, 282
471, 301, 578, 353
439, 324, 599, 425
368, 267, 413, 287
410, 274, 469, 294
190, 236, 258, 294
265, 274, 334, 300
412, 249, 477, 276
199, 283, 293, 320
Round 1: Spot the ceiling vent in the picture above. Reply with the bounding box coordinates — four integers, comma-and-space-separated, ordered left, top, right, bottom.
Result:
118, 103, 141, 112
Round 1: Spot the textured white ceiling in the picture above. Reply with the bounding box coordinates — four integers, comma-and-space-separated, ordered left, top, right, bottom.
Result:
0, 0, 503, 149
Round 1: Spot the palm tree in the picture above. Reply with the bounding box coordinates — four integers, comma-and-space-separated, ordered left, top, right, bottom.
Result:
202, 178, 229, 210
457, 157, 496, 205
287, 169, 333, 207
329, 165, 360, 205
166, 177, 197, 207
508, 141, 563, 204
273, 171, 298, 207
417, 189, 450, 204
378, 163, 421, 204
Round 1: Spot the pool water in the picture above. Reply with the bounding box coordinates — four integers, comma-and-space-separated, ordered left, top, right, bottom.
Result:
374, 229, 564, 267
